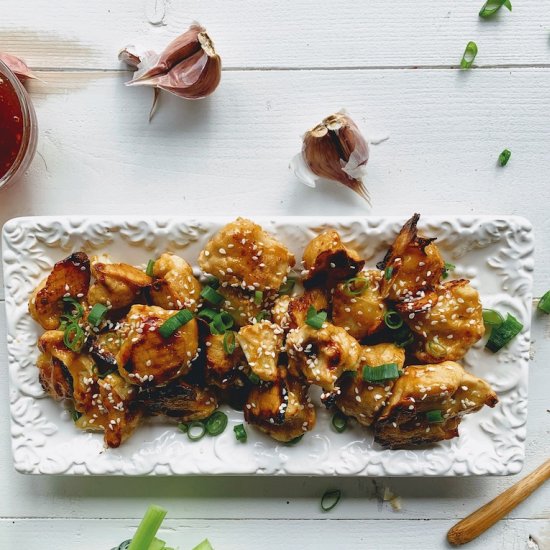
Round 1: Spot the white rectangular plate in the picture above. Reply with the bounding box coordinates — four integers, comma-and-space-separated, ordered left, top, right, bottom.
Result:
2, 215, 533, 476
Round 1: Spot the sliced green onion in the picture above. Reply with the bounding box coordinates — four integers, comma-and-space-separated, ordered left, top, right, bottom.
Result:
279, 277, 296, 295
426, 410, 444, 423
538, 290, 550, 314
159, 309, 194, 339
148, 538, 166, 550
479, 0, 512, 18
321, 489, 341, 512
482, 308, 505, 327
332, 412, 347, 433
485, 313, 523, 352
343, 277, 369, 296
63, 322, 85, 352
442, 262, 456, 280
384, 266, 393, 281
198, 308, 218, 322
255, 310, 270, 322
234, 423, 247, 442
192, 540, 214, 550
395, 327, 414, 348
145, 259, 155, 277
127, 504, 167, 550
211, 311, 234, 334
187, 421, 207, 441
98, 367, 117, 379
498, 148, 511, 167
254, 290, 263, 306
88, 303, 108, 327
306, 306, 327, 330
285, 434, 303, 446
62, 296, 84, 320
461, 41, 478, 69
205, 411, 228, 436
206, 276, 220, 289
384, 310, 403, 330
248, 372, 260, 385
223, 330, 236, 354
426, 340, 448, 358
178, 423, 188, 433
70, 409, 82, 422
200, 285, 224, 306
362, 363, 401, 383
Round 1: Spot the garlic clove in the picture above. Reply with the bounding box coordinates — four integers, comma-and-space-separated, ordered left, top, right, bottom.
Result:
0, 52, 37, 81
290, 111, 370, 203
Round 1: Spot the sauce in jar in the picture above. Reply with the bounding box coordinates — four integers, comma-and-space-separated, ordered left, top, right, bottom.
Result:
0, 74, 24, 179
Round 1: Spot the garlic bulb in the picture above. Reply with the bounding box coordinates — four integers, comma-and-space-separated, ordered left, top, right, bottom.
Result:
290, 111, 370, 203
0, 52, 36, 81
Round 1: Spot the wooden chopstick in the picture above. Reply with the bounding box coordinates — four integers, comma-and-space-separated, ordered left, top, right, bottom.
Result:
447, 458, 550, 545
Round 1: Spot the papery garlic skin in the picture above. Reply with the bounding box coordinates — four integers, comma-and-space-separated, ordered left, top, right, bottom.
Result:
290, 111, 370, 203
118, 46, 142, 69
0, 53, 36, 81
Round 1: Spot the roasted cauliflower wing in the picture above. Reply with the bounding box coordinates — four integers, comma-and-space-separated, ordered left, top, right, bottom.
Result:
374, 361, 497, 448
332, 270, 386, 340
244, 377, 316, 442
286, 288, 329, 329
378, 214, 444, 304
217, 285, 264, 327
335, 343, 405, 426
88, 260, 152, 310
205, 333, 246, 388
396, 279, 485, 363
286, 323, 361, 391
29, 252, 90, 330
116, 305, 199, 386
198, 218, 295, 291
149, 253, 202, 312
37, 354, 73, 401
302, 230, 364, 287
236, 320, 284, 382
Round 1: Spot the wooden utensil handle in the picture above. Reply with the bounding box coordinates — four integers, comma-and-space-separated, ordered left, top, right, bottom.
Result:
447, 459, 550, 546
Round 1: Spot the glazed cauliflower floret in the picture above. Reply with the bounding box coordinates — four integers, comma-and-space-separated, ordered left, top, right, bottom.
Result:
116, 305, 199, 387
332, 269, 387, 340
302, 230, 364, 287
271, 295, 292, 329
88, 260, 152, 310
335, 343, 405, 426
37, 354, 73, 401
29, 252, 90, 330
236, 320, 284, 382
379, 213, 444, 303
198, 218, 295, 291
149, 253, 202, 312
244, 377, 316, 442
286, 323, 361, 391
375, 361, 498, 448
396, 279, 485, 363
205, 333, 246, 389
217, 285, 264, 327
287, 288, 329, 329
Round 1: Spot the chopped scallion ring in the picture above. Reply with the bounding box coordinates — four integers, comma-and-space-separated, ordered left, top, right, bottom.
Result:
460, 41, 478, 69
127, 504, 167, 550
206, 276, 220, 289
321, 489, 341, 512
343, 277, 369, 296
384, 266, 394, 281
395, 329, 414, 348
279, 277, 296, 295
426, 410, 444, 423
145, 259, 155, 277
234, 423, 247, 442
255, 310, 270, 322
200, 285, 223, 306
384, 310, 403, 330
306, 306, 327, 330
479, 0, 512, 18
538, 290, 550, 314
70, 409, 82, 422
198, 308, 218, 322
158, 309, 193, 339
187, 421, 207, 441
285, 434, 303, 446
223, 330, 236, 354
442, 262, 455, 280
63, 322, 85, 352
362, 363, 401, 383
211, 311, 234, 334
331, 412, 347, 433
482, 308, 504, 327
248, 372, 260, 385
178, 423, 188, 433
426, 340, 447, 358
88, 303, 108, 327
205, 411, 228, 436
254, 290, 263, 306
62, 296, 84, 320
485, 313, 523, 352
498, 148, 511, 166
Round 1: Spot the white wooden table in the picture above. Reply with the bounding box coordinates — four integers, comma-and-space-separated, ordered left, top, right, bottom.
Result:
1, 2, 549, 548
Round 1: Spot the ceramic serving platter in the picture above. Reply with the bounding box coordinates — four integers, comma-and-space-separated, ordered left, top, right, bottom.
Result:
2, 215, 533, 476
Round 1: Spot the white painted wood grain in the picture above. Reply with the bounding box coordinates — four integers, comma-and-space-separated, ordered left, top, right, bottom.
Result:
1, 0, 549, 70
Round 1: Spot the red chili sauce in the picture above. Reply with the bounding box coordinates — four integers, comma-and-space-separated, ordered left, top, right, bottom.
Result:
0, 74, 24, 179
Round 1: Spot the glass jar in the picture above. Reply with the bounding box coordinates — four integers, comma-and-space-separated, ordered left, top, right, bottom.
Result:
0, 59, 38, 191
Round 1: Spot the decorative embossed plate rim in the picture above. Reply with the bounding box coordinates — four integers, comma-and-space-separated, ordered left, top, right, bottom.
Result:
2, 215, 533, 476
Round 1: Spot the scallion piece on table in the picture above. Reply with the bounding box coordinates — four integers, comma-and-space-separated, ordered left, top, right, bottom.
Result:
205, 411, 228, 436
331, 412, 347, 433
279, 277, 296, 295
343, 277, 369, 296
306, 306, 327, 329
254, 290, 263, 306
127, 504, 167, 550
187, 421, 207, 441
200, 285, 224, 306
88, 303, 108, 327
321, 489, 341, 512
498, 148, 511, 166
384, 266, 393, 281
234, 423, 247, 442
426, 410, 444, 423
479, 0, 512, 18
538, 290, 550, 314
482, 308, 504, 327
192, 540, 214, 550
148, 538, 167, 550
485, 313, 523, 352
62, 296, 84, 320
145, 259, 155, 277
158, 309, 193, 339
63, 322, 85, 352
442, 262, 455, 280
460, 41, 478, 69
362, 363, 401, 383
384, 310, 403, 330
223, 330, 236, 354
